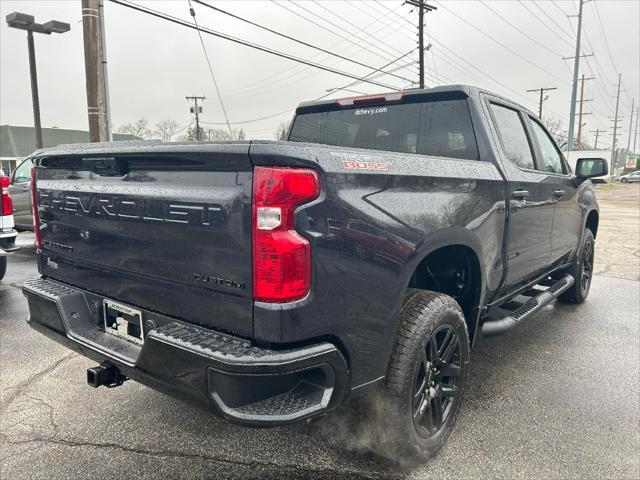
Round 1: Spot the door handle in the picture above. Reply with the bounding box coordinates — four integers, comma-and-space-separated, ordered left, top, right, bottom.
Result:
512, 190, 529, 200
553, 189, 566, 199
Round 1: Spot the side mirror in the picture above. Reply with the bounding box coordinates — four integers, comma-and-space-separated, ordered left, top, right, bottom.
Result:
576, 158, 608, 179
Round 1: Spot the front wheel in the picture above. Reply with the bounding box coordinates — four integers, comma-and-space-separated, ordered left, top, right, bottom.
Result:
621, 177, 628, 183
558, 228, 595, 304
369, 289, 469, 465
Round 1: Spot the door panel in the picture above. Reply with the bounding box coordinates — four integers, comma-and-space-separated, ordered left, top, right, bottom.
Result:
505, 175, 555, 289
551, 178, 581, 264
527, 117, 582, 264
488, 103, 554, 292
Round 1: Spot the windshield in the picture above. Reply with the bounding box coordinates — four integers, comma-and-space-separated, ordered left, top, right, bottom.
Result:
289, 98, 479, 161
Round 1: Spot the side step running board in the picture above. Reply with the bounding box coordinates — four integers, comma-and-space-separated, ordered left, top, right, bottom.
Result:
482, 274, 574, 337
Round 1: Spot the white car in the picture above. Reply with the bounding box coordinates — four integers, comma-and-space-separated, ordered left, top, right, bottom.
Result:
618, 170, 640, 183
1, 174, 19, 280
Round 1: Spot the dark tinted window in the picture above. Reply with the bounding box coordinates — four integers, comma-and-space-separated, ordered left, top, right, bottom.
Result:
490, 104, 535, 170
529, 117, 565, 174
289, 99, 479, 160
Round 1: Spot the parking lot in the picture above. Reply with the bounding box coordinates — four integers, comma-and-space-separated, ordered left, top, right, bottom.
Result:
1, 184, 638, 480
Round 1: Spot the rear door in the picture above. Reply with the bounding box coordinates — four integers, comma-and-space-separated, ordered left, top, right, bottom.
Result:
527, 116, 582, 266
8, 158, 33, 229
487, 102, 555, 293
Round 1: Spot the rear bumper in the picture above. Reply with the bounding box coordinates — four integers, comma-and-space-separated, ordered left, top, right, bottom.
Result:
0, 228, 19, 256
23, 276, 349, 426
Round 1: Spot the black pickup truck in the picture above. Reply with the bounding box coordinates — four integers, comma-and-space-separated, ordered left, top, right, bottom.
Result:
23, 85, 606, 464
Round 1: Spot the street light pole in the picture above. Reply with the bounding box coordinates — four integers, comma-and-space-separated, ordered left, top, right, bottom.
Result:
6, 12, 70, 151
26, 30, 43, 149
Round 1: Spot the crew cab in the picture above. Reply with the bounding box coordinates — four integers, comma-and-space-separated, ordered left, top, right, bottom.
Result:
23, 85, 606, 464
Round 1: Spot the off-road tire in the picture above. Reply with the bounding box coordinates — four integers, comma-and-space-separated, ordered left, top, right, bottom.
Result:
558, 228, 595, 304
369, 289, 469, 465
0, 257, 7, 281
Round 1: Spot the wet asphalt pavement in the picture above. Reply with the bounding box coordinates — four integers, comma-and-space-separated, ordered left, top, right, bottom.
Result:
1, 185, 639, 479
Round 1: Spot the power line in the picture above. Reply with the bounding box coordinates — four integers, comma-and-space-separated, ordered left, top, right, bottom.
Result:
222, 14, 419, 100
479, 0, 563, 57
192, 0, 413, 84
205, 53, 419, 125
187, 0, 232, 137
374, 0, 413, 26
270, 0, 397, 64
310, 0, 406, 58
220, 10, 409, 98
434, 1, 570, 85
315, 50, 416, 101
200, 108, 294, 125
108, 0, 402, 91
423, 14, 439, 85
526, 0, 575, 48
593, 0, 620, 79
372, 0, 564, 116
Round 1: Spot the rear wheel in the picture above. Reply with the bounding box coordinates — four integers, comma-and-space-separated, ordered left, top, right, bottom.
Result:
369, 289, 469, 465
0, 257, 7, 281
558, 228, 595, 304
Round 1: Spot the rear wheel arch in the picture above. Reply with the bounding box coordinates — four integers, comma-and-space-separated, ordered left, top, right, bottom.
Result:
405, 231, 485, 345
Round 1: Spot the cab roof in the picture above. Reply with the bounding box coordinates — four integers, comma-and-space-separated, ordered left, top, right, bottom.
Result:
295, 84, 534, 117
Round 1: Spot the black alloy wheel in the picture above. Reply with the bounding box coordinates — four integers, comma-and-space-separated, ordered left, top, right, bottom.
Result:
580, 236, 594, 294
412, 324, 462, 437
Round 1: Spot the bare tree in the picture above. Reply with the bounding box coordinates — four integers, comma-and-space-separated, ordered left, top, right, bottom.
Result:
154, 119, 179, 142
207, 129, 233, 141
117, 118, 151, 139
274, 121, 289, 141
541, 117, 566, 147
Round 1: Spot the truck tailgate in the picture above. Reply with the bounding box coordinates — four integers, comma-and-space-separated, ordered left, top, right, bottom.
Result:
34, 144, 254, 336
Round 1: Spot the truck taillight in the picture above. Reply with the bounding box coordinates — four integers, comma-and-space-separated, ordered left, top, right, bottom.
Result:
252, 167, 320, 302
31, 166, 42, 250
1, 176, 12, 216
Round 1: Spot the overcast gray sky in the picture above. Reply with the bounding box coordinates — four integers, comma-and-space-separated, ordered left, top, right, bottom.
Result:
1, 0, 638, 145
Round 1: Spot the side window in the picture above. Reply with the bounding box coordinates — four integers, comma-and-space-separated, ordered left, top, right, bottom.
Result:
529, 118, 565, 174
417, 100, 479, 160
490, 104, 535, 170
13, 159, 32, 183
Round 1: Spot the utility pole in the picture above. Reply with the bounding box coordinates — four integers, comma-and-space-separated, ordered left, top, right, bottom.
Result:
589, 129, 605, 149
82, 0, 109, 142
99, 0, 112, 141
527, 87, 558, 118
405, 0, 436, 89
610, 73, 622, 179
566, 0, 587, 152
576, 74, 594, 149
626, 98, 634, 152
186, 96, 205, 141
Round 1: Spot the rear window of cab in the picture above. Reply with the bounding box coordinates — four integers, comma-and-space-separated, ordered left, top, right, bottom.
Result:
289, 98, 479, 161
